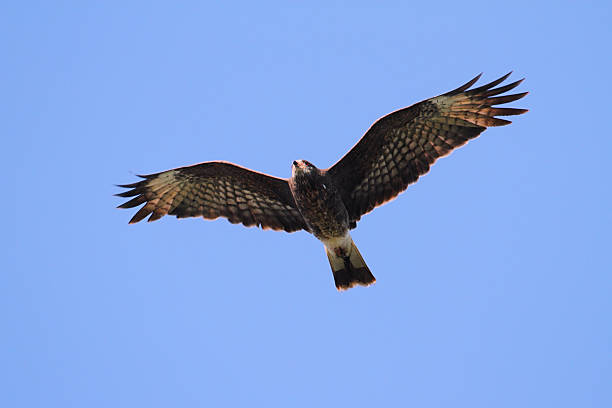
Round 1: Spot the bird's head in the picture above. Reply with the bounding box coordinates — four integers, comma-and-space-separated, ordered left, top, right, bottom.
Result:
291, 159, 317, 177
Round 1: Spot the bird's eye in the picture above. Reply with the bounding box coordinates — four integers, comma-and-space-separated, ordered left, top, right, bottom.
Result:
293, 161, 298, 166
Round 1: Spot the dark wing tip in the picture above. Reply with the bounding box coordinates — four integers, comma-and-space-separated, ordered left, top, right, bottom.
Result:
446, 72, 527, 97
117, 195, 147, 209
115, 190, 138, 198
444, 73, 482, 95
116, 182, 141, 189
115, 178, 150, 223
500, 108, 529, 116
488, 91, 529, 105
439, 73, 527, 128
492, 118, 513, 126
465, 72, 513, 94
484, 80, 527, 97
128, 206, 153, 224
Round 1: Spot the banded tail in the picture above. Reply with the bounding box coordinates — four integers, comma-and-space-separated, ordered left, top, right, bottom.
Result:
325, 238, 375, 291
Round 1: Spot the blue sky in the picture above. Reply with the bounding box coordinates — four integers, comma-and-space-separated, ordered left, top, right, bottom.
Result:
5, 1, 611, 407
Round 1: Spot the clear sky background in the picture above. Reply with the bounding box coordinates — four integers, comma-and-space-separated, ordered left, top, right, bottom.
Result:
5, 1, 611, 407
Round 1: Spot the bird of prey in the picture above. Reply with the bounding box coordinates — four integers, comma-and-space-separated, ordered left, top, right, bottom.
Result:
117, 73, 527, 291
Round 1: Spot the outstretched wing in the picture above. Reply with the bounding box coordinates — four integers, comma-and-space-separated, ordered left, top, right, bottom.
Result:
116, 161, 307, 232
327, 72, 528, 223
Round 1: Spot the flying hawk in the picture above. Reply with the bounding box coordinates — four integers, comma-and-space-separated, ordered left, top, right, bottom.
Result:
117, 73, 527, 291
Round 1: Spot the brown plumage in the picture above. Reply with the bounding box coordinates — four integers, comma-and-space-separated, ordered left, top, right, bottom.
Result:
327, 72, 527, 223
117, 73, 527, 290
116, 162, 307, 232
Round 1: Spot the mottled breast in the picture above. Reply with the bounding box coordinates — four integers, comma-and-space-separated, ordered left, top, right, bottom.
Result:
289, 171, 349, 240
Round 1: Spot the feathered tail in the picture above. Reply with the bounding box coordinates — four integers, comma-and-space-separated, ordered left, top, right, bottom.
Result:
325, 238, 375, 291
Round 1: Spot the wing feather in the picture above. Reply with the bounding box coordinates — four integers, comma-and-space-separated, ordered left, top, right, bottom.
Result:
116, 162, 307, 232
327, 73, 528, 223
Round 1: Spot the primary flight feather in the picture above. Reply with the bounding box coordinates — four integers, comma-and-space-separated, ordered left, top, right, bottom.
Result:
117, 73, 528, 290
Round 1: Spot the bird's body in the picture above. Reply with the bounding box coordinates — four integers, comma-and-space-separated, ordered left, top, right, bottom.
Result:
289, 160, 348, 240
117, 73, 528, 291
289, 160, 375, 288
